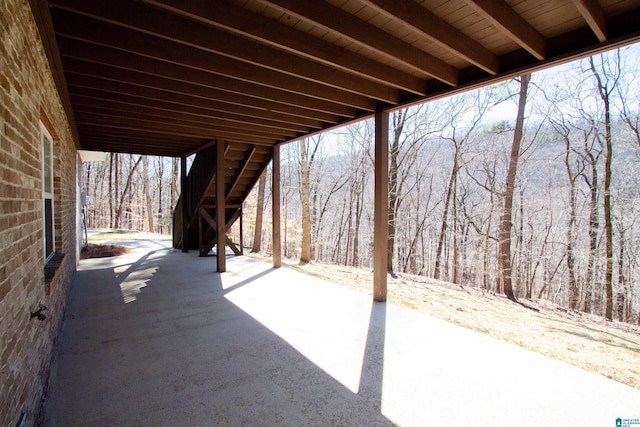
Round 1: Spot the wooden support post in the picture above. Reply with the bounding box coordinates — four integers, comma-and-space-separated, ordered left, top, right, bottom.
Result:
373, 110, 389, 302
272, 145, 281, 268
181, 156, 189, 253
239, 206, 244, 255
216, 141, 226, 272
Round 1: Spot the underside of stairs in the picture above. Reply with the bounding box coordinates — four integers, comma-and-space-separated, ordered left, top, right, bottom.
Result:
173, 142, 271, 257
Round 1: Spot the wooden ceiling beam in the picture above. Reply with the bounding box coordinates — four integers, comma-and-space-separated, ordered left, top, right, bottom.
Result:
62, 59, 328, 129
465, 0, 547, 60
78, 141, 192, 157
76, 132, 200, 156
76, 125, 200, 143
78, 134, 198, 148
53, 23, 376, 115
68, 90, 323, 136
74, 115, 278, 145
64, 82, 309, 142
570, 0, 608, 42
41, 0, 640, 162
78, 137, 193, 150
139, 0, 427, 96
70, 96, 312, 134
73, 106, 298, 139
63, 62, 327, 127
49, 4, 385, 108
57, 38, 352, 120
257, 0, 459, 86
74, 113, 284, 143
52, 0, 399, 103
360, 0, 499, 75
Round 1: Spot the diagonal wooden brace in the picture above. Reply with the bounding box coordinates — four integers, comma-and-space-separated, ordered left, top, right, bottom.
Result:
198, 207, 241, 257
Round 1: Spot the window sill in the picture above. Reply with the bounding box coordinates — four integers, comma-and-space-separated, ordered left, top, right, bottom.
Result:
44, 252, 65, 295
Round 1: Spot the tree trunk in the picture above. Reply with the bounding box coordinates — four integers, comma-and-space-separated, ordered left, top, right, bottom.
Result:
142, 155, 155, 233
498, 73, 530, 301
352, 175, 363, 267
434, 155, 457, 280
345, 182, 354, 265
562, 131, 579, 309
583, 152, 599, 314
483, 182, 497, 291
404, 177, 432, 274
251, 172, 267, 253
616, 230, 626, 321
157, 158, 164, 234
387, 110, 407, 273
116, 155, 143, 229
114, 154, 120, 228
109, 153, 114, 228
171, 157, 179, 208
603, 103, 614, 320
283, 188, 289, 258
516, 189, 525, 296
452, 170, 459, 284
300, 140, 312, 263
589, 55, 616, 320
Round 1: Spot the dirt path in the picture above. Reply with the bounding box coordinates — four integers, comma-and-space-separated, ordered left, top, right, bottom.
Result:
250, 254, 640, 389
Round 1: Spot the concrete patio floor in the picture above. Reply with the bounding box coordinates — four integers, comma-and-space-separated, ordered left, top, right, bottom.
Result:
42, 241, 640, 426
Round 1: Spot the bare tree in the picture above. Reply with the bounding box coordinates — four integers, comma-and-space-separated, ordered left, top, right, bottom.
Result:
171, 157, 179, 208
387, 109, 408, 273
251, 171, 267, 253
299, 136, 321, 263
589, 52, 622, 320
434, 90, 498, 283
498, 73, 531, 300
114, 155, 143, 230
142, 155, 154, 233
155, 157, 164, 233
109, 153, 115, 228
544, 76, 585, 309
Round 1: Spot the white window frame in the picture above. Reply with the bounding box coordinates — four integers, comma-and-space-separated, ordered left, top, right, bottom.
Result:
42, 123, 55, 263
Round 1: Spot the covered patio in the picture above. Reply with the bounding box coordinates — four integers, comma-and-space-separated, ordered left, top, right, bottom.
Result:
7, 0, 640, 425
42, 242, 640, 426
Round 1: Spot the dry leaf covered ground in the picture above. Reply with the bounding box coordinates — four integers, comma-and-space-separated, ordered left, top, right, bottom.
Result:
249, 254, 640, 389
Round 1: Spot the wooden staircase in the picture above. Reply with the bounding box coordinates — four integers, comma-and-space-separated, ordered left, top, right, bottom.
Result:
173, 142, 271, 257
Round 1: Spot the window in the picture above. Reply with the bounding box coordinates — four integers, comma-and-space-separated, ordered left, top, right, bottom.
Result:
42, 123, 54, 262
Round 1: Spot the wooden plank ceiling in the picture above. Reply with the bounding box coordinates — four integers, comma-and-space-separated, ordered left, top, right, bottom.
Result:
32, 0, 640, 158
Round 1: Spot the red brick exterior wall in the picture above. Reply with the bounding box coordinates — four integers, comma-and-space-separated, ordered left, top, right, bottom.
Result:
0, 0, 79, 425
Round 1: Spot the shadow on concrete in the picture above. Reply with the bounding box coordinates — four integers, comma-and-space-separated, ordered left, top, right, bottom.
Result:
42, 245, 394, 426
359, 301, 387, 412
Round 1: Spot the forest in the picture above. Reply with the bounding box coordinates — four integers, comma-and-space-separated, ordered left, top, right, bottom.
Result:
83, 45, 640, 324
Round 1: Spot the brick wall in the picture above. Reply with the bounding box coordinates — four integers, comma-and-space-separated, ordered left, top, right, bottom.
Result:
0, 0, 78, 425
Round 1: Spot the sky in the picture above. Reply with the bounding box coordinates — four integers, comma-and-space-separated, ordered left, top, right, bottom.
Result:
483, 41, 640, 124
